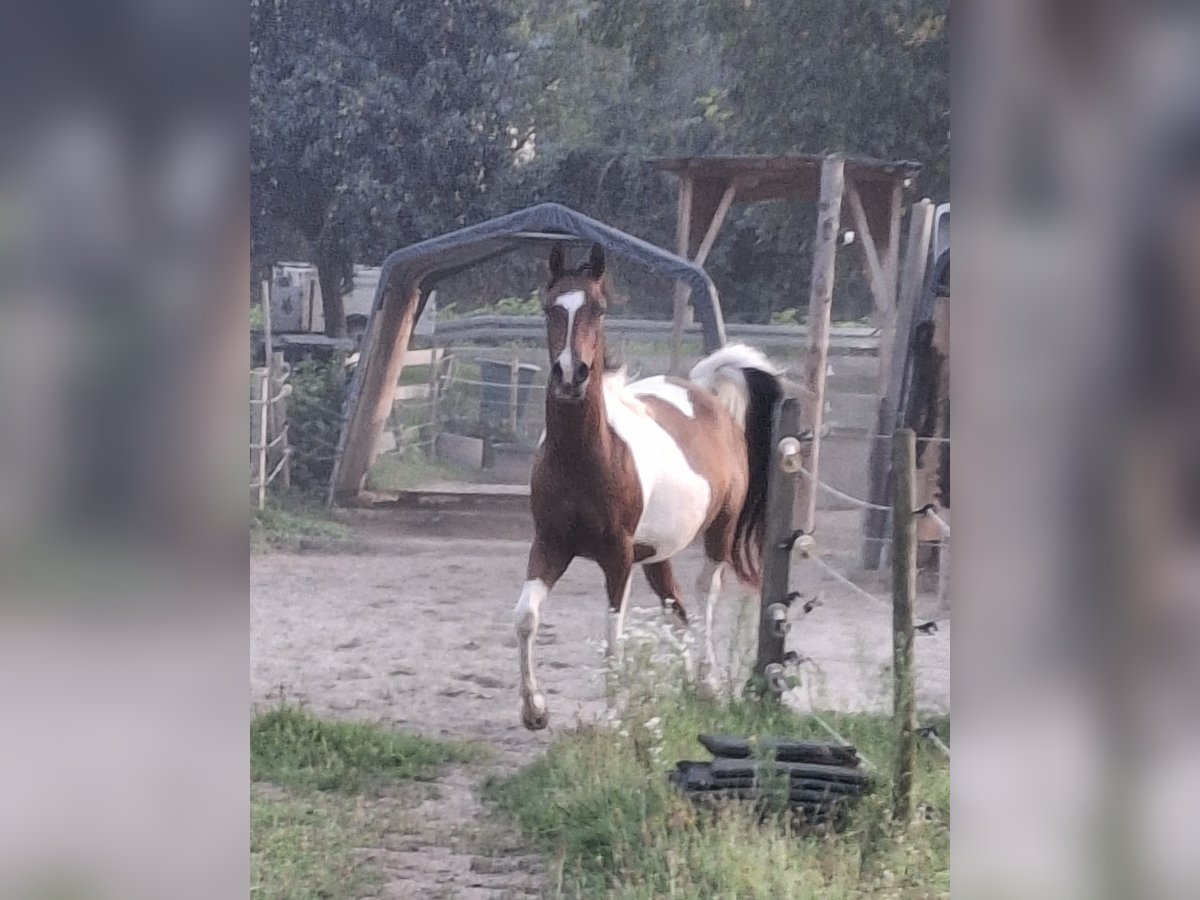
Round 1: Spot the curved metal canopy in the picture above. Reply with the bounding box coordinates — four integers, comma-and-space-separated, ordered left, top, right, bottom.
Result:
330, 203, 727, 500
366, 201, 726, 347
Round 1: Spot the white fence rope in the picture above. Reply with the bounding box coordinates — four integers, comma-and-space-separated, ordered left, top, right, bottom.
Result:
808, 555, 889, 607
796, 466, 890, 512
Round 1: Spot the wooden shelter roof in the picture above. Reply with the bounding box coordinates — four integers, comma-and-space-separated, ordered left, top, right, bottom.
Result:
650, 153, 920, 202
651, 154, 920, 251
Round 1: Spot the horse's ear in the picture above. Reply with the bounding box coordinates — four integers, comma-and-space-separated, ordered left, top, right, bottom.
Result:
548, 244, 565, 285
588, 243, 606, 279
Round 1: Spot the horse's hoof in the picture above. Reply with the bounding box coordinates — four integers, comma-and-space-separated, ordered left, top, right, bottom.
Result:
521, 706, 549, 730
521, 694, 549, 731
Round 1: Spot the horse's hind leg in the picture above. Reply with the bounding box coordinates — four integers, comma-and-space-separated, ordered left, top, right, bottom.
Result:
695, 557, 724, 687
643, 560, 687, 625
697, 513, 736, 691
643, 560, 695, 682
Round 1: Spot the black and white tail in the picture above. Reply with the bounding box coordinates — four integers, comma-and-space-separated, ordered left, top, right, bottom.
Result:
690, 343, 783, 585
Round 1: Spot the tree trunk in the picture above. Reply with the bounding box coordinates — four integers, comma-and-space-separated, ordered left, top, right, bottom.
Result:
316, 251, 348, 338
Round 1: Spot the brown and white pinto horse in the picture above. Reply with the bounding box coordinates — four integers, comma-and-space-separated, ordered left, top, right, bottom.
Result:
514, 243, 783, 730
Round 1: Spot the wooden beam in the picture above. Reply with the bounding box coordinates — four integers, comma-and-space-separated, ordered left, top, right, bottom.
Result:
670, 174, 695, 376
884, 181, 904, 310
692, 180, 738, 268
796, 155, 845, 533
846, 180, 890, 317
874, 181, 907, 394
861, 199, 935, 569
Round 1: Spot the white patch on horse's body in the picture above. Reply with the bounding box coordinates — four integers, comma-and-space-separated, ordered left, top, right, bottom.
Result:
626, 375, 695, 418
603, 378, 710, 564
553, 290, 586, 372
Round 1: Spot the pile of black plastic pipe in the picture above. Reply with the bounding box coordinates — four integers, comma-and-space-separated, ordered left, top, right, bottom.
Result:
670, 734, 872, 823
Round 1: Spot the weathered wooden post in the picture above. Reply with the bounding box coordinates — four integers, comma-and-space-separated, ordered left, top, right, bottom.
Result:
261, 279, 273, 364
669, 174, 694, 376
863, 200, 935, 569
754, 393, 803, 692
891, 427, 918, 823
796, 155, 845, 534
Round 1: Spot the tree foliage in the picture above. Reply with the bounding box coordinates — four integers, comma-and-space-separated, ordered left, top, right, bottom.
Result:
251, 0, 524, 334
251, 0, 949, 327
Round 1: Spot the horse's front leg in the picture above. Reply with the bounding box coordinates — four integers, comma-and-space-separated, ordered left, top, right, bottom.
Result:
603, 545, 635, 660
515, 541, 569, 731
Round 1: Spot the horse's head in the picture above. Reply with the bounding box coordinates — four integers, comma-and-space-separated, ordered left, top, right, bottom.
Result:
542, 242, 609, 402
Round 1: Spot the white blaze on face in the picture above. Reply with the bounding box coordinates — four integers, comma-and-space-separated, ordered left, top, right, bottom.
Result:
553, 290, 586, 376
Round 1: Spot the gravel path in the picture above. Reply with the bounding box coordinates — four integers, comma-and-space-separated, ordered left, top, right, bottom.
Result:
250, 511, 949, 897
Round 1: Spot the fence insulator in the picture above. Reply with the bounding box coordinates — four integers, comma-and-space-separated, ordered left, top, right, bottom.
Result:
766, 603, 790, 639
776, 435, 803, 474
763, 663, 788, 695
792, 533, 816, 557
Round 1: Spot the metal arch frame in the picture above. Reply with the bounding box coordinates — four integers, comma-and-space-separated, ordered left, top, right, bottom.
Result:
328, 203, 727, 502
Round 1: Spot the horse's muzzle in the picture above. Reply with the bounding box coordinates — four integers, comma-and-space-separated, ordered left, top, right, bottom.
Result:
550, 360, 590, 401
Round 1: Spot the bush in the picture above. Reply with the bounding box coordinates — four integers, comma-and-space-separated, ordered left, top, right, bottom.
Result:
287, 355, 347, 494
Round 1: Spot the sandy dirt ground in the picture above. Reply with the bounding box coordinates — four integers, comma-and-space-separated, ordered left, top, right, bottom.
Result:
250, 510, 949, 897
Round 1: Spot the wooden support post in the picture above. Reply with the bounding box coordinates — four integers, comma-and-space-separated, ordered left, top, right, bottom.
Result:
884, 182, 904, 317
891, 427, 918, 825
755, 394, 801, 683
692, 180, 737, 268
862, 200, 935, 569
333, 286, 424, 498
261, 279, 273, 366
670, 174, 694, 376
255, 368, 269, 511
845, 181, 889, 317
796, 155, 844, 533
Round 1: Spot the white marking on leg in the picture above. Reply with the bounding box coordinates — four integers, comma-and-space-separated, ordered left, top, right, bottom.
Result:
605, 575, 633, 709
696, 559, 724, 688
553, 290, 585, 375
606, 575, 632, 659
515, 579, 550, 723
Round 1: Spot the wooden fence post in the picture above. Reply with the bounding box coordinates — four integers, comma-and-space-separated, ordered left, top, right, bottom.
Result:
261, 279, 273, 364
754, 394, 802, 686
891, 427, 918, 823
796, 155, 844, 534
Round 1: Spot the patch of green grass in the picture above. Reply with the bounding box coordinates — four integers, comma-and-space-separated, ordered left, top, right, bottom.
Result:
251, 705, 478, 794
251, 789, 377, 900
251, 500, 349, 553
366, 450, 484, 491
487, 693, 949, 899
